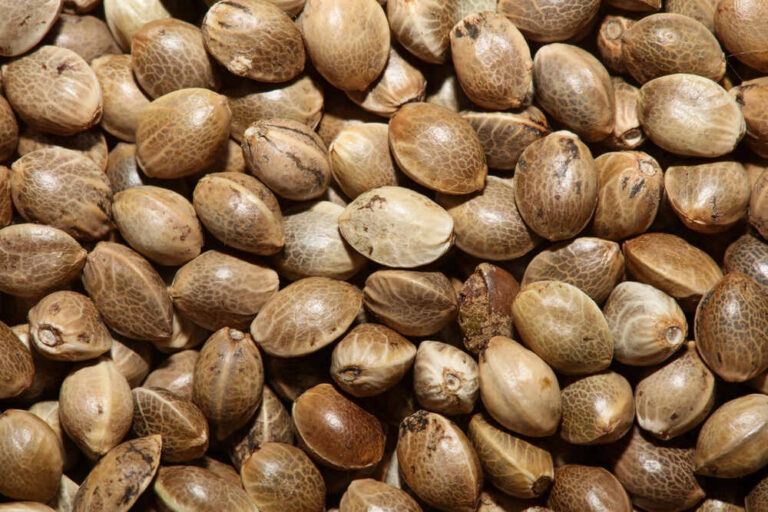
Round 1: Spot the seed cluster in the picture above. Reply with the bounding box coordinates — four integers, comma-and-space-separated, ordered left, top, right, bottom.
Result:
0, 0, 767, 511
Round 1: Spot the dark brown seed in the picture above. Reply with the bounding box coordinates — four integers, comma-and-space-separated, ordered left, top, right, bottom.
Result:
142, 349, 199, 401
339, 478, 422, 512
724, 234, 768, 290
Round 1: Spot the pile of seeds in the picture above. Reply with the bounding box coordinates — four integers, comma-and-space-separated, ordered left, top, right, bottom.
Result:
0, 0, 768, 511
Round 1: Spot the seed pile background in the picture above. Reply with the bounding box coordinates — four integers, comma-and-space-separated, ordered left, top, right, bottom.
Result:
0, 0, 767, 511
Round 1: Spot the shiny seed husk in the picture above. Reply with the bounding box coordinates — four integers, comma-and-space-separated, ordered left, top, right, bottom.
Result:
0, 321, 34, 399
749, 170, 768, 240
142, 349, 198, 401
59, 357, 133, 459
0, 167, 12, 227
724, 234, 768, 290
192, 328, 264, 441
27, 401, 79, 472
0, 409, 63, 502
695, 272, 768, 382
413, 340, 479, 415
0, 0, 63, 57
102, 0, 173, 51
386, 0, 455, 64
497, 0, 601, 42
338, 186, 455, 268
597, 16, 634, 74
603, 281, 687, 366
293, 383, 386, 470
153, 465, 258, 512
363, 270, 458, 337
592, 151, 663, 241
714, 0, 768, 73
339, 478, 421, 512
73, 435, 162, 512
82, 241, 174, 342
468, 412, 554, 499
251, 277, 362, 357
110, 336, 152, 387
731, 77, 768, 159
635, 341, 715, 440
478, 336, 562, 437
397, 410, 483, 512
170, 250, 279, 331
695, 394, 768, 478
331, 323, 416, 398
546, 464, 632, 512
241, 443, 326, 512
512, 281, 613, 375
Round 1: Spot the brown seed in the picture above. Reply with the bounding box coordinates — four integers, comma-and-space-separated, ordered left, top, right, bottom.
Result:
328, 123, 403, 199
513, 281, 613, 375
192, 328, 264, 440
388, 102, 487, 194
635, 342, 715, 440
293, 383, 385, 470
0, 321, 34, 399
346, 45, 426, 118
46, 13, 120, 63
603, 281, 688, 366
252, 277, 362, 357
476, 488, 553, 512
695, 272, 768, 382
413, 341, 478, 415
59, 357, 133, 459
331, 323, 416, 398
340, 478, 421, 512
666, 0, 718, 32
478, 336, 562, 437
73, 435, 162, 512
387, 0, 455, 64
397, 410, 482, 512
732, 77, 768, 159
597, 16, 634, 74
241, 443, 326, 512
560, 371, 635, 445
725, 234, 768, 290
608, 426, 705, 512
546, 464, 632, 512
637, 74, 745, 157
338, 186, 455, 268
112, 185, 204, 266
715, 0, 768, 73
522, 237, 624, 304
425, 65, 469, 112
193, 172, 284, 255
28, 401, 79, 473
104, 144, 143, 193
154, 465, 257, 512
11, 148, 112, 240
498, 0, 600, 42
0, 167, 11, 228
143, 349, 198, 401
3, 46, 102, 136
695, 394, 768, 478
110, 336, 152, 388
0, 223, 86, 298
228, 385, 294, 469
0, 0, 63, 56
460, 107, 549, 171
592, 151, 663, 241
450, 12, 532, 110
28, 291, 112, 361
300, 0, 389, 90
202, 0, 303, 83
131, 18, 219, 100
266, 351, 332, 402
750, 170, 768, 240
17, 126, 108, 171
170, 250, 279, 331
242, 118, 331, 201
514, 131, 598, 241
533, 45, 614, 142
606, 0, 660, 9
622, 13, 725, 84
437, 176, 540, 261
605, 78, 646, 150
665, 161, 750, 233
132, 387, 209, 462
13, 326, 69, 404
468, 413, 554, 499
225, 75, 323, 142
363, 270, 458, 337
0, 409, 63, 502
82, 241, 173, 342
136, 88, 231, 179
747, 476, 768, 512
91, 55, 151, 142
149, 308, 203, 355
102, 0, 173, 50
458, 263, 519, 355
622, 233, 723, 310
0, 97, 19, 163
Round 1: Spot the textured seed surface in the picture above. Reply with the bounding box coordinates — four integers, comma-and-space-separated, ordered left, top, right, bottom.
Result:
413, 340, 479, 415
0, 98, 18, 163
91, 55, 150, 142
715, 0, 768, 73
203, 0, 304, 83
546, 464, 632, 512
46, 13, 120, 63
733, 76, 768, 159
0, 322, 34, 399
252, 277, 362, 357
143, 349, 198, 401
498, 0, 601, 42
387, 0, 456, 64
82, 241, 173, 342
0, 0, 63, 57
605, 78, 646, 150
397, 410, 483, 512
389, 102, 487, 194
154, 465, 258, 512
17, 126, 109, 170
597, 16, 633, 74
724, 234, 768, 289
11, 148, 112, 240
